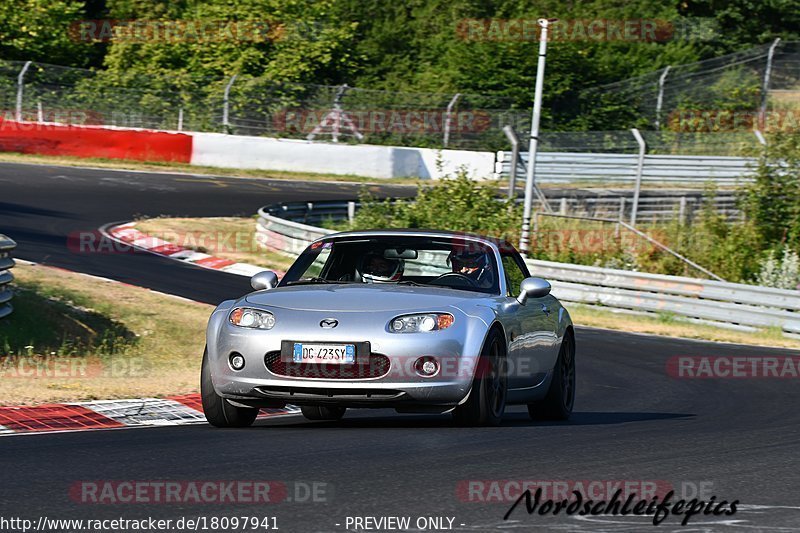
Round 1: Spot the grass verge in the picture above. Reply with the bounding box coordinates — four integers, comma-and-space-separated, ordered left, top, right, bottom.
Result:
131, 217, 800, 350
0, 262, 212, 405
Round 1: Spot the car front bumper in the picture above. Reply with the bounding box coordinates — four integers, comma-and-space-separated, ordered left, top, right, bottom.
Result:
206, 303, 490, 408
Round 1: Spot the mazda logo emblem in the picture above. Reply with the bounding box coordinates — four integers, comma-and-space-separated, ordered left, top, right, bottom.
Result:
320, 318, 338, 328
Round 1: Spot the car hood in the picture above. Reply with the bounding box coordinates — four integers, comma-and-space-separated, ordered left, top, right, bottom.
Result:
244, 283, 488, 313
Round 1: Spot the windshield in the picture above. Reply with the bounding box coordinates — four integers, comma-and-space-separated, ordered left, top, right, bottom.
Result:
280, 236, 500, 294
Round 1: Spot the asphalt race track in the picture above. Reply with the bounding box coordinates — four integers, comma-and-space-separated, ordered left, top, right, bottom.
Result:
1, 162, 799, 531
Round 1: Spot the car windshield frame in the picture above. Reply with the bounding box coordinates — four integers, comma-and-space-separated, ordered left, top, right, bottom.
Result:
279, 235, 503, 295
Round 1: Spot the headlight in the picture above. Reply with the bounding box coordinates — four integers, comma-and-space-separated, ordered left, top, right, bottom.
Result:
229, 308, 275, 329
389, 313, 454, 333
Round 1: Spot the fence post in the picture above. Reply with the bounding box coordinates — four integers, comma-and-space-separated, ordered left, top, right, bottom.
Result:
630, 128, 646, 226
679, 196, 687, 224
559, 197, 567, 215
347, 201, 355, 223
177, 108, 184, 131
222, 74, 238, 133
37, 101, 43, 123
520, 19, 552, 254
616, 197, 625, 238
759, 38, 781, 129
16, 61, 32, 122
443, 93, 461, 148
654, 65, 671, 130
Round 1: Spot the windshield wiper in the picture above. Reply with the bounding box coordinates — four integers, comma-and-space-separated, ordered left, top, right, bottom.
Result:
285, 277, 333, 286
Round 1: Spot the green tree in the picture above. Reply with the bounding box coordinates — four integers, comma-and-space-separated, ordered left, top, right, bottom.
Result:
0, 0, 93, 66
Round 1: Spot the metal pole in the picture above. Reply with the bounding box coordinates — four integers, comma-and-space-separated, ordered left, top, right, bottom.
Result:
519, 18, 553, 254
759, 38, 781, 130
443, 93, 461, 148
16, 61, 32, 122
503, 125, 520, 199
630, 128, 646, 226
654, 65, 670, 130
222, 74, 237, 133
177, 108, 184, 131
37, 101, 43, 123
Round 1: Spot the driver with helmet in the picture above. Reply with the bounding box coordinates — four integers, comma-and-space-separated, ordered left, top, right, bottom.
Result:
360, 251, 405, 283
447, 248, 495, 289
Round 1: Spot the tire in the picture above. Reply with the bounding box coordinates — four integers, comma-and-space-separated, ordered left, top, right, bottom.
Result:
528, 330, 575, 421
301, 405, 347, 421
201, 347, 259, 428
453, 329, 507, 427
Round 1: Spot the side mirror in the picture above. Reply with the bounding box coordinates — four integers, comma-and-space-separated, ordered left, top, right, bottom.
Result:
517, 277, 551, 305
251, 270, 279, 291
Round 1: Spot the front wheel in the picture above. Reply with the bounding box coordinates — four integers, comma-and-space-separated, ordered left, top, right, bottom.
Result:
453, 330, 507, 427
201, 347, 259, 428
528, 331, 575, 421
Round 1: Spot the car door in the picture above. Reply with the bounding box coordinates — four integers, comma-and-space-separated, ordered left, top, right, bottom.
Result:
501, 253, 559, 390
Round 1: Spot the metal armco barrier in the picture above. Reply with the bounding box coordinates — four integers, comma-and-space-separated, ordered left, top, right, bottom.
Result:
527, 260, 800, 335
495, 152, 757, 185
257, 201, 800, 336
0, 235, 17, 319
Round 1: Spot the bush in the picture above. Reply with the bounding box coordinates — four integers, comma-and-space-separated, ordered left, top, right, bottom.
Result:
349, 169, 521, 240
742, 134, 800, 248
756, 248, 800, 290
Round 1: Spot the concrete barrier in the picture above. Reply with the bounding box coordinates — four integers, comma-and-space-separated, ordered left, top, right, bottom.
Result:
191, 132, 495, 179
0, 119, 192, 162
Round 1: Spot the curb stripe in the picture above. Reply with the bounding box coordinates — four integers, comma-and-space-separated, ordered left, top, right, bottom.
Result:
0, 404, 124, 432
5, 226, 293, 436
103, 222, 285, 278
0, 394, 300, 436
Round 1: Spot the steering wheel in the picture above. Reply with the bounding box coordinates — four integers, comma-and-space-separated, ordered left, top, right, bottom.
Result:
431, 272, 479, 288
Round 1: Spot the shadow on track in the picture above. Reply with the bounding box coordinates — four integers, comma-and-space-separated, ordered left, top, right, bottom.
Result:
243, 410, 694, 430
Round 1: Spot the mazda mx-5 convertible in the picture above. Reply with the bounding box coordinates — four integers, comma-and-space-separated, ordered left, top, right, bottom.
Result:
202, 229, 575, 427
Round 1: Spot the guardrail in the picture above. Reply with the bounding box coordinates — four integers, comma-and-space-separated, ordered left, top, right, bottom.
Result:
260, 190, 740, 227
495, 152, 757, 185
0, 235, 17, 319
257, 201, 800, 336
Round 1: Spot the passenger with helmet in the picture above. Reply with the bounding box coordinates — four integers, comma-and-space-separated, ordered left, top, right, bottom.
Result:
360, 251, 405, 283
448, 248, 495, 289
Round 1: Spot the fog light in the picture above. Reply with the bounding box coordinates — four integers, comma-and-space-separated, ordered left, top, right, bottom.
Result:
229, 353, 246, 371
415, 356, 439, 377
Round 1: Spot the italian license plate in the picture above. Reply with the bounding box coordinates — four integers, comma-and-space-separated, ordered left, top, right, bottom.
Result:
293, 343, 355, 364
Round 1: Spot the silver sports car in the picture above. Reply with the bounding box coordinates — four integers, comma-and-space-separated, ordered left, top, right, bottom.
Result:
202, 229, 575, 427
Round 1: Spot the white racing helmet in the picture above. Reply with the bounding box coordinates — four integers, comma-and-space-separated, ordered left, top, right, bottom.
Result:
360, 252, 404, 283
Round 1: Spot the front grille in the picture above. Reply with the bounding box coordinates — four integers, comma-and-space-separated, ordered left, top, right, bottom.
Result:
264, 351, 391, 379
256, 385, 405, 400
